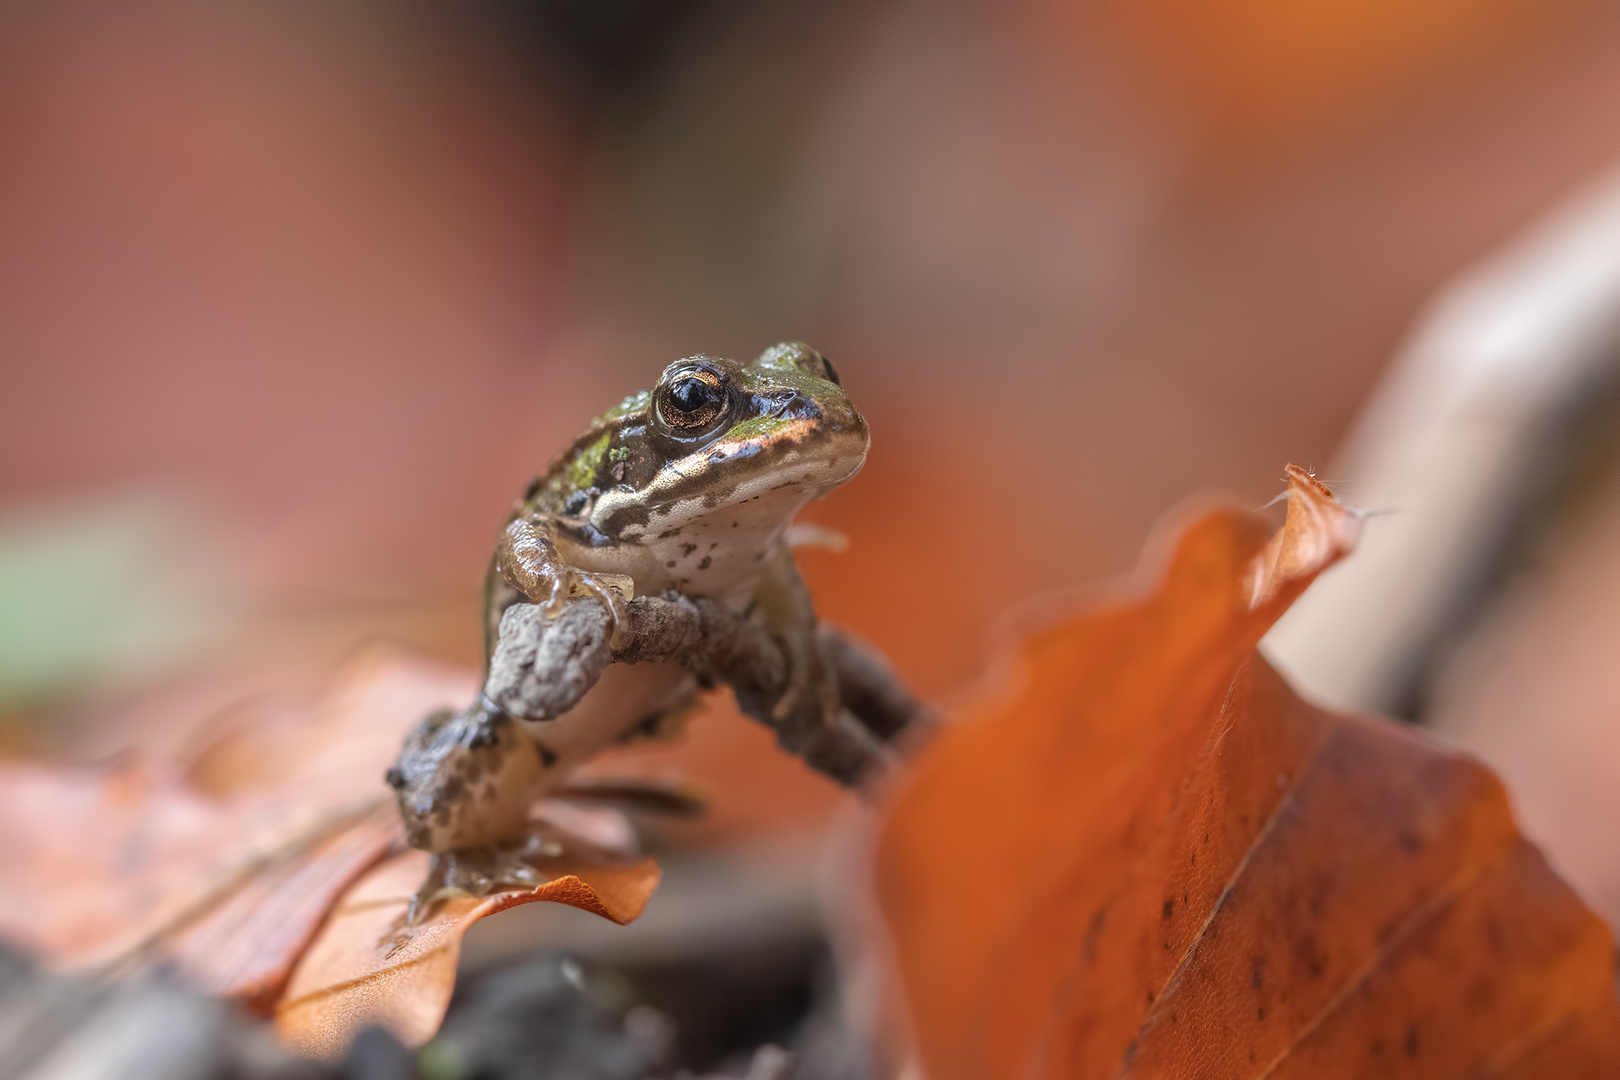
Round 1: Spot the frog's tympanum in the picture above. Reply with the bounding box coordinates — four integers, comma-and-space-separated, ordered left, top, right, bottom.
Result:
388, 342, 916, 918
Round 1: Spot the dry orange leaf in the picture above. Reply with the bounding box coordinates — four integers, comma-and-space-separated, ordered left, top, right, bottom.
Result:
160, 804, 402, 1012
275, 849, 660, 1056
875, 465, 1620, 1078
0, 649, 663, 1038
0, 652, 470, 975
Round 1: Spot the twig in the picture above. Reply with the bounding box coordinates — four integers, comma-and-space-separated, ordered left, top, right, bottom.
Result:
484, 594, 929, 788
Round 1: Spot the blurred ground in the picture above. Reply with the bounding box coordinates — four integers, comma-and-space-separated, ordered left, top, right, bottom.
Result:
9, 0, 1620, 837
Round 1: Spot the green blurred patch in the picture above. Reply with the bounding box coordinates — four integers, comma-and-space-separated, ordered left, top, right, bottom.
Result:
0, 494, 224, 713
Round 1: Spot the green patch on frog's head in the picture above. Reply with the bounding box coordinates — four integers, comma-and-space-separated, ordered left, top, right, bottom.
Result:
601, 389, 651, 423
588, 343, 869, 537
721, 413, 795, 443
565, 432, 611, 496
750, 340, 843, 385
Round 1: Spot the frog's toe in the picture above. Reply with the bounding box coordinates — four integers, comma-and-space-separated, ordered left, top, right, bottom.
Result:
405, 835, 564, 925
540, 573, 572, 617
771, 625, 838, 724
541, 569, 631, 621
539, 569, 633, 648
573, 571, 630, 640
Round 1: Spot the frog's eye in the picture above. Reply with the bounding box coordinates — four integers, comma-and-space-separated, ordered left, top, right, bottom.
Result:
656, 368, 728, 433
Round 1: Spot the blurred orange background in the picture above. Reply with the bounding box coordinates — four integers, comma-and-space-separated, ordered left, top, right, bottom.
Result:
8, 0, 1620, 840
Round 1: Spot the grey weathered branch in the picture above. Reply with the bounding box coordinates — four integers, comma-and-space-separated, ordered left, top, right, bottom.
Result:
484, 594, 929, 787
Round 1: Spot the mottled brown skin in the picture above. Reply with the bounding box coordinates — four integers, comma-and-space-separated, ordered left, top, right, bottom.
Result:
389, 343, 869, 913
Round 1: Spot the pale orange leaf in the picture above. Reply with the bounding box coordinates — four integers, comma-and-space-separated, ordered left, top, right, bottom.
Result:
275, 851, 661, 1057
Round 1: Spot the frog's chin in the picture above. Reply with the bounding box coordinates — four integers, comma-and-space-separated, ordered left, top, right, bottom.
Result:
625, 471, 848, 543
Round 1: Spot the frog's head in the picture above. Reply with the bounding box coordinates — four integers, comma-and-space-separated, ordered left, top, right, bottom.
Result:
586, 342, 869, 541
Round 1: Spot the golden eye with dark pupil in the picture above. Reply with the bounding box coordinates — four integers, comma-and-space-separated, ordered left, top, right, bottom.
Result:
660, 373, 725, 429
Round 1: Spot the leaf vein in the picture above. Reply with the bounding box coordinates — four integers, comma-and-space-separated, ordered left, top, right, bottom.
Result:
1251, 842, 1512, 1079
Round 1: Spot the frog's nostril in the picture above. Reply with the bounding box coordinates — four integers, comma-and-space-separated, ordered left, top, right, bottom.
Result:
769, 390, 821, 419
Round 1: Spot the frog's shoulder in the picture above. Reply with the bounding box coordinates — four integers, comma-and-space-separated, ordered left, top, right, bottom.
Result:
515, 389, 652, 518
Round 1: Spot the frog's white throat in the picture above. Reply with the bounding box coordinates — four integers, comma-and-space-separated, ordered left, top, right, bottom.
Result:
581, 469, 854, 603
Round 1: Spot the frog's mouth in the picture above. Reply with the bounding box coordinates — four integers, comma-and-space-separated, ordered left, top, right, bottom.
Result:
592, 397, 869, 538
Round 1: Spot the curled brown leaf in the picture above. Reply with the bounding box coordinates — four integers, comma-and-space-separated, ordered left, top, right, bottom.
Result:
874, 465, 1620, 1078
275, 850, 660, 1056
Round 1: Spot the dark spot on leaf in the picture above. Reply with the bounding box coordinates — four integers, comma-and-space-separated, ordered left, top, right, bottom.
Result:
1257, 1006, 1266, 1021
1404, 1023, 1420, 1059
1295, 935, 1327, 978
1081, 906, 1107, 961
1162, 899, 1173, 919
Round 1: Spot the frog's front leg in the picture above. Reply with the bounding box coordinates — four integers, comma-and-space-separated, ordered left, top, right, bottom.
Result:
497, 515, 630, 634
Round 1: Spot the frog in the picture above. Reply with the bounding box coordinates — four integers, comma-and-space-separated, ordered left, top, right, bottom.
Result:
387, 342, 884, 913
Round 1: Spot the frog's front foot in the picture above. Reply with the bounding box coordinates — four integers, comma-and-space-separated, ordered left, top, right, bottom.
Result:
406, 834, 564, 925
769, 621, 839, 727
542, 566, 634, 647
497, 517, 634, 645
